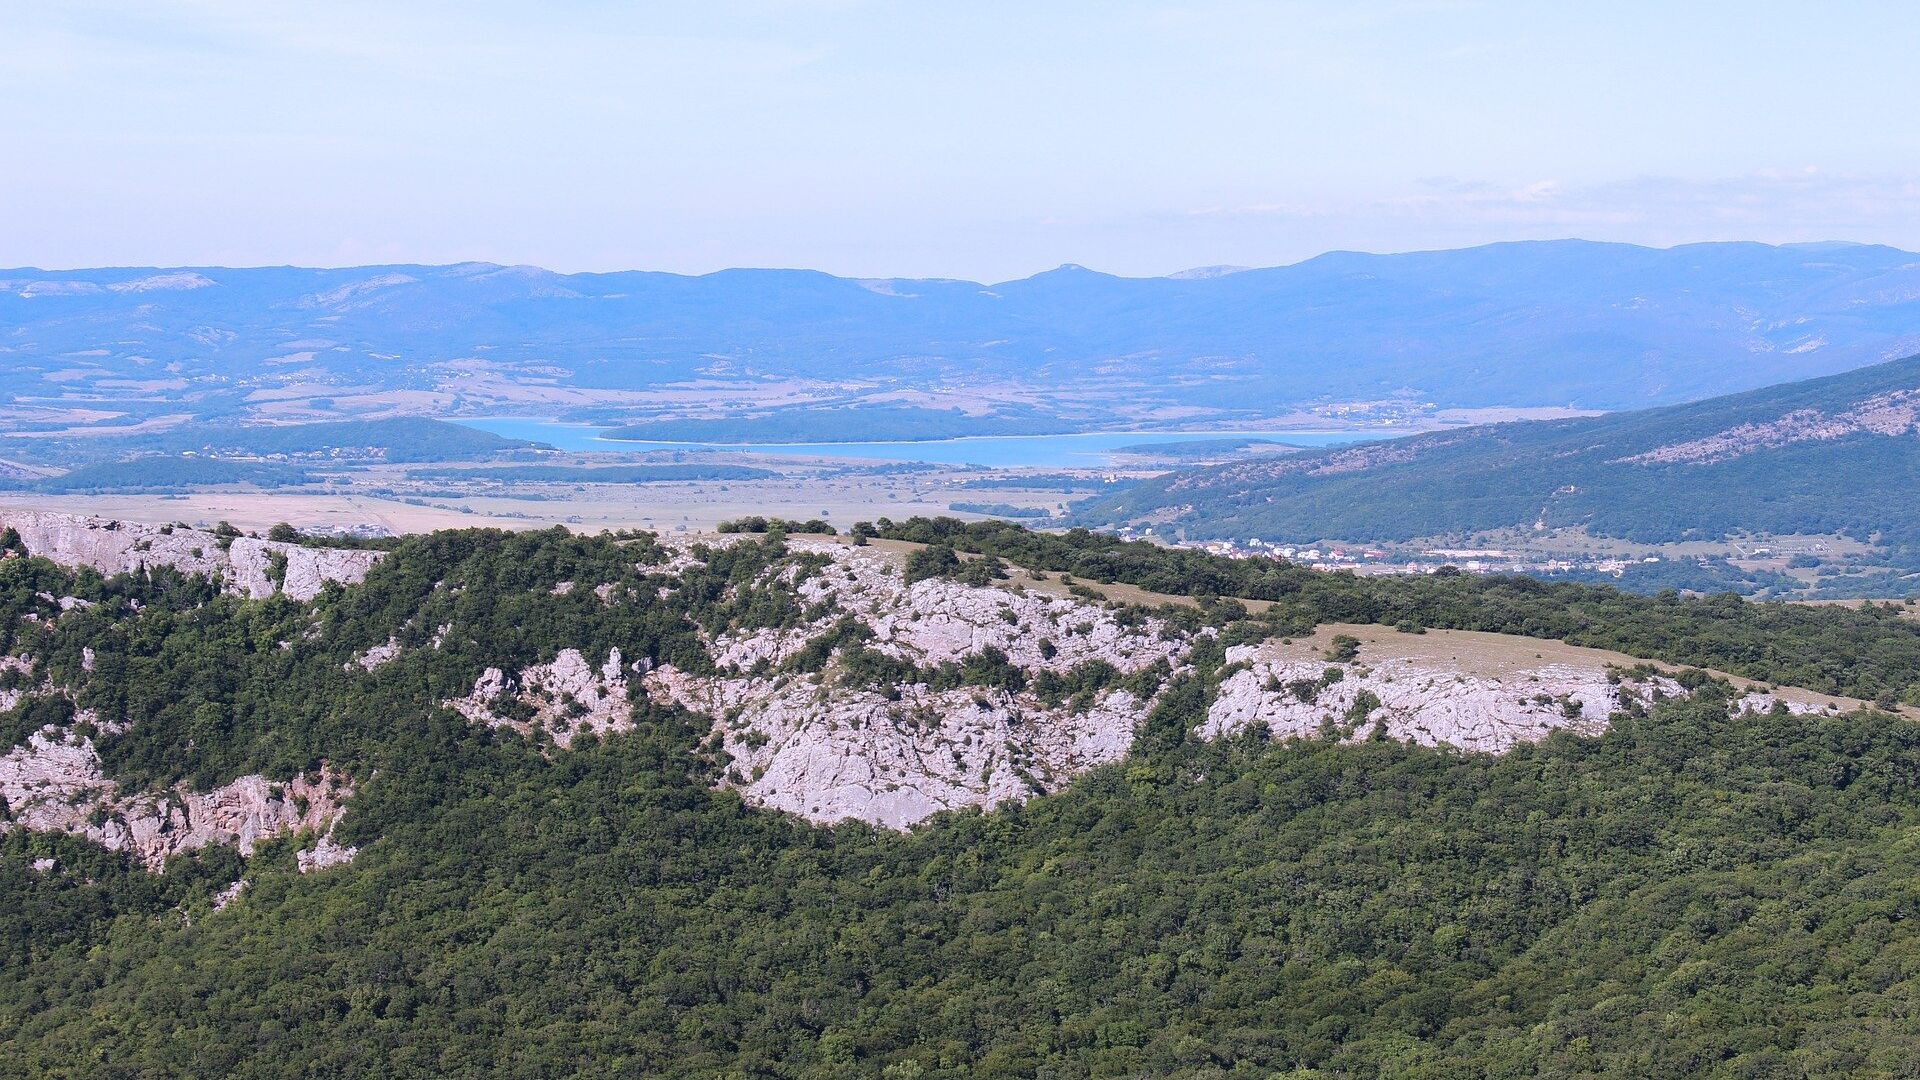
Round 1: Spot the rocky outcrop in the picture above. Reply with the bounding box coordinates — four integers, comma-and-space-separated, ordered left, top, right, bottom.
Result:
1203, 641, 1845, 751
0, 662, 31, 713
638, 538, 1187, 828
351, 637, 401, 671
1160, 431, 1480, 493
1204, 646, 1628, 750
712, 539, 1185, 676
0, 726, 353, 872
0, 520, 1877, 867
297, 831, 358, 873
0, 510, 382, 600
430, 536, 1178, 825
447, 647, 635, 749
651, 665, 1145, 829
1730, 691, 1830, 717
1618, 388, 1920, 465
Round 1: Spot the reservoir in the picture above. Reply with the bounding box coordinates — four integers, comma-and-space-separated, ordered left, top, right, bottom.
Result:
455, 418, 1383, 467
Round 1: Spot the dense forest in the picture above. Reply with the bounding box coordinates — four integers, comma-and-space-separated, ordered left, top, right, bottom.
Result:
19, 418, 542, 470
0, 418, 552, 497
4, 521, 1920, 1076
0, 457, 318, 494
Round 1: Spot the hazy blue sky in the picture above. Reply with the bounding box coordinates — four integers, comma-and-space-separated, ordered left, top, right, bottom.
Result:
6, 1, 1920, 280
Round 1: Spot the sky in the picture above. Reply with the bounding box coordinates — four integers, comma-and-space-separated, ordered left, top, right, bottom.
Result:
5, 1, 1920, 282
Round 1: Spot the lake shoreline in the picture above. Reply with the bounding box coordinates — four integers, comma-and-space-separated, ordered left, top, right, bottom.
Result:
455, 417, 1394, 467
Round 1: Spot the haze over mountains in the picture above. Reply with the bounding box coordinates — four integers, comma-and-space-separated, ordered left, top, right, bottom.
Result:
6, 240, 1920, 440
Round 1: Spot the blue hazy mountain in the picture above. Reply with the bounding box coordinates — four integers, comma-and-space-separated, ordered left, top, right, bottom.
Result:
4, 241, 1920, 426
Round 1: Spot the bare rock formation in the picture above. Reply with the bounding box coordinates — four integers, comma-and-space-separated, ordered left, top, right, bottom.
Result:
651, 666, 1145, 829
1204, 639, 1847, 751
641, 537, 1188, 827
0, 510, 382, 600
712, 538, 1185, 676
1730, 691, 1832, 717
297, 831, 359, 873
1619, 388, 1920, 465
0, 726, 353, 872
350, 637, 401, 671
447, 647, 634, 748
1203, 646, 1627, 750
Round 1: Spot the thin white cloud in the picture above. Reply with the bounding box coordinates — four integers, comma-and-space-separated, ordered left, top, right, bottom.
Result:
1183, 171, 1920, 241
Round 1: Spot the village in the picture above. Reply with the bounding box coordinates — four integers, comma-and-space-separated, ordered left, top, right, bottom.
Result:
1114, 525, 1664, 578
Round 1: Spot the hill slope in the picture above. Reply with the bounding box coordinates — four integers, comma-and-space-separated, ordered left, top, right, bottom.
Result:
1078, 352, 1920, 575
2, 519, 1920, 1076
5, 241, 1920, 433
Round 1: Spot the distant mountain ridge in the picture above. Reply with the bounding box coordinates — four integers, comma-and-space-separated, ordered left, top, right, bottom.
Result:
1074, 352, 1920, 580
5, 241, 1920, 431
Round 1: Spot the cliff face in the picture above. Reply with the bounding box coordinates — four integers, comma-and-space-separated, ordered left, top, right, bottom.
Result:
0, 511, 381, 600
1204, 651, 1621, 750
448, 647, 637, 750
0, 725, 353, 872
649, 539, 1189, 828
0, 511, 376, 874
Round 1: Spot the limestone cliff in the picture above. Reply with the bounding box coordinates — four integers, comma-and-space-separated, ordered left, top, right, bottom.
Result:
0, 724, 353, 872
0, 510, 381, 600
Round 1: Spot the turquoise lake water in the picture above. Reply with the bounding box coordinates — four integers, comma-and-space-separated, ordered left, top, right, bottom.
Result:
456, 418, 1380, 468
